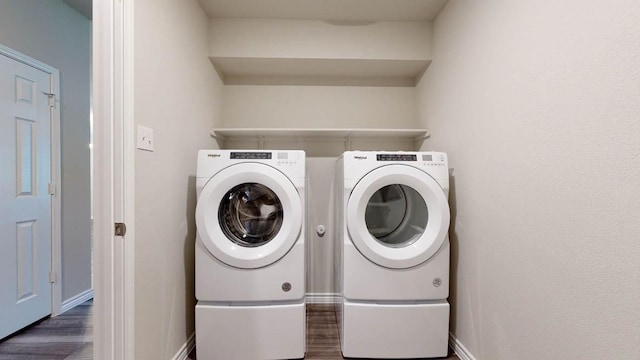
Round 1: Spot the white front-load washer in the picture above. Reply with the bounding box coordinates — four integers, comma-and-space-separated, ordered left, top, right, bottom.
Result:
335, 151, 451, 359
195, 149, 305, 360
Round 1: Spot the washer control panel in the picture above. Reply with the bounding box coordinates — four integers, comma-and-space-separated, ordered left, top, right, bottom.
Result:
197, 149, 305, 178
376, 154, 417, 161
230, 151, 272, 159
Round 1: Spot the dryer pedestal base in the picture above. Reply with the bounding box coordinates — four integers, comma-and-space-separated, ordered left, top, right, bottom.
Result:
341, 300, 449, 359
196, 302, 305, 360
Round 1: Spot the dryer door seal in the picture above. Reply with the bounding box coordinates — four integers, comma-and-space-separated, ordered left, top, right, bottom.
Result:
196, 163, 302, 269
347, 164, 449, 269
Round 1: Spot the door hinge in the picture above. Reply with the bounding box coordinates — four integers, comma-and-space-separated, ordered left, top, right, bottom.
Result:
48, 183, 56, 195
115, 222, 127, 236
49, 271, 57, 284
42, 92, 57, 108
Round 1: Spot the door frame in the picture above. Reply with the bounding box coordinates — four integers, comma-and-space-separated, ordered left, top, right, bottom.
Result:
0, 43, 62, 317
93, 0, 135, 359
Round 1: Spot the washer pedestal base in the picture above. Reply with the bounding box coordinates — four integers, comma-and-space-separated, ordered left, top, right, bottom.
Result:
196, 302, 305, 360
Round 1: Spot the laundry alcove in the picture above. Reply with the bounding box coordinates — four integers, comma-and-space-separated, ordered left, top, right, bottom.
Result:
204, 14, 440, 313
203, 5, 442, 306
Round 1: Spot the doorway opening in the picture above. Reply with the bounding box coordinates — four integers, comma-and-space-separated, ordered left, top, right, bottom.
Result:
0, 0, 94, 352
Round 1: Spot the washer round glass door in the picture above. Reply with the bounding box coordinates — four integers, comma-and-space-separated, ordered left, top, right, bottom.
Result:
218, 183, 283, 248
346, 164, 450, 269
196, 163, 302, 269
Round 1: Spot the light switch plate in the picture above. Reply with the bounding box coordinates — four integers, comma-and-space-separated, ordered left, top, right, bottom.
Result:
137, 125, 154, 151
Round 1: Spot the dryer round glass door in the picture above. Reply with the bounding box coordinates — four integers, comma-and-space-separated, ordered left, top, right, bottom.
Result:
196, 163, 302, 269
347, 164, 450, 269
364, 184, 428, 248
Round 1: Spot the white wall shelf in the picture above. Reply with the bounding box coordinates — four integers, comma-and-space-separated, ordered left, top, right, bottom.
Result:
210, 128, 430, 156
210, 57, 430, 87
207, 19, 435, 86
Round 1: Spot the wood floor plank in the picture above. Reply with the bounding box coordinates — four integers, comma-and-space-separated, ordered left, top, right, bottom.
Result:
0, 355, 64, 360
64, 343, 93, 360
0, 301, 93, 360
0, 341, 83, 357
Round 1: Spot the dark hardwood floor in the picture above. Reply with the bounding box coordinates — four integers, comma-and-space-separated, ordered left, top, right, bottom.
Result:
0, 300, 92, 360
188, 304, 459, 360
304, 304, 343, 359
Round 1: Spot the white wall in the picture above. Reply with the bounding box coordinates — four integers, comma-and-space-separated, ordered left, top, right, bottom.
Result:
133, 0, 223, 358
223, 85, 417, 129
306, 158, 338, 297
0, 0, 92, 303
417, 1, 640, 359
211, 19, 431, 60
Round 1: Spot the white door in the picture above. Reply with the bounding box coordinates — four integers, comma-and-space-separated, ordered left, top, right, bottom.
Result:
0, 52, 52, 339
346, 164, 450, 269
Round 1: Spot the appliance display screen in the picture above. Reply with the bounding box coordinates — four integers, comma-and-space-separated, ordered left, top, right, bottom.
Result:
422, 154, 433, 161
376, 154, 417, 161
230, 152, 272, 159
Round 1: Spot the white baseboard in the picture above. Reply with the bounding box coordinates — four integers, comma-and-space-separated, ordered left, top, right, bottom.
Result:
449, 332, 477, 360
305, 293, 340, 304
60, 288, 94, 314
172, 332, 196, 360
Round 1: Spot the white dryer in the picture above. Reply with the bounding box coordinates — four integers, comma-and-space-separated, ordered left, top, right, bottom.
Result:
195, 150, 305, 360
335, 151, 451, 359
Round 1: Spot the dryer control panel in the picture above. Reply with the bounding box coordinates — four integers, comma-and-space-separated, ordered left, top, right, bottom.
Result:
343, 151, 448, 181
375, 153, 446, 163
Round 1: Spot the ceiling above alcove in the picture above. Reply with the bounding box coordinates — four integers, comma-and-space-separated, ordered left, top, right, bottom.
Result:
197, 0, 448, 22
